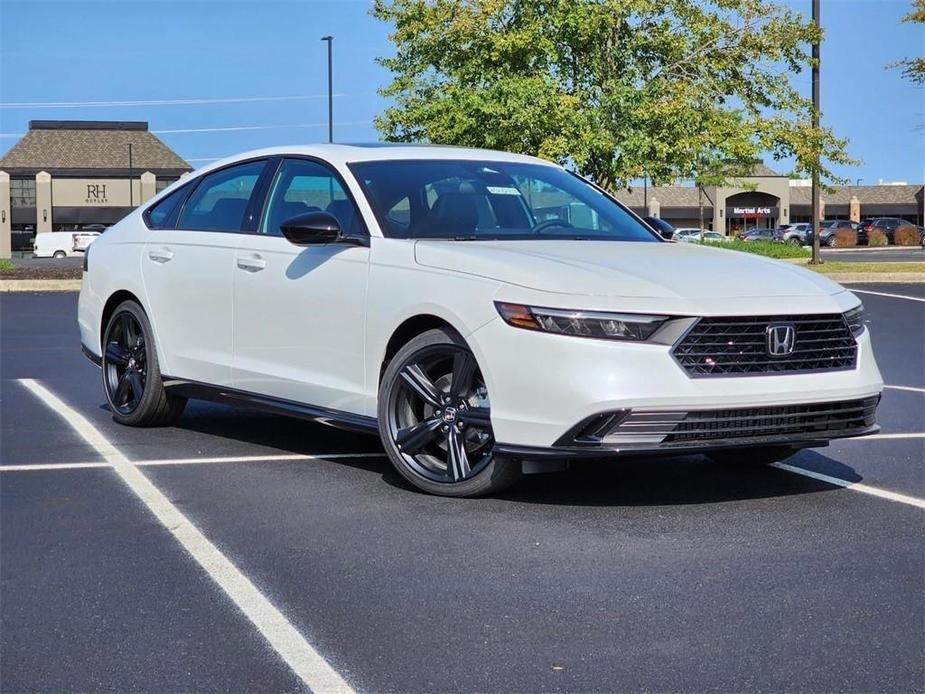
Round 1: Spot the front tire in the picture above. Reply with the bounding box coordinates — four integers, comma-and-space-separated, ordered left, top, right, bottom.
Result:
378, 328, 521, 497
102, 300, 186, 426
707, 446, 797, 466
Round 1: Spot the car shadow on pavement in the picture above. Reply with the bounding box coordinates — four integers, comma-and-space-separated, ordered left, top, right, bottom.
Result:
498, 450, 861, 507
149, 401, 862, 507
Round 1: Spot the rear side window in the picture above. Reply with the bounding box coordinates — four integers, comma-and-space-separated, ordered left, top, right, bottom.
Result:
144, 184, 189, 229
178, 160, 266, 232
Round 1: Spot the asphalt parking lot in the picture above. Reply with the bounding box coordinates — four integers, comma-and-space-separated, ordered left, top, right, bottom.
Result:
819, 246, 925, 263
2, 285, 923, 693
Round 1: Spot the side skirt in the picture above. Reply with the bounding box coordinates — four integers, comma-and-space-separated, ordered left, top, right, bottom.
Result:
162, 378, 379, 435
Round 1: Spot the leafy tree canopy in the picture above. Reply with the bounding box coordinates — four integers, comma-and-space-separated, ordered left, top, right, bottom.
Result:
372, 0, 853, 190
893, 0, 924, 85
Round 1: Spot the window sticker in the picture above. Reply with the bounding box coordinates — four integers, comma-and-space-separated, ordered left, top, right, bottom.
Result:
487, 186, 522, 196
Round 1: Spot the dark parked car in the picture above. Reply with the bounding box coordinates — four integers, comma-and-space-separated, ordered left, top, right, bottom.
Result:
859, 218, 914, 244
820, 220, 861, 246
643, 216, 675, 240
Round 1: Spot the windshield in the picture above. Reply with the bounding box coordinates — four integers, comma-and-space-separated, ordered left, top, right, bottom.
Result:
348, 159, 659, 242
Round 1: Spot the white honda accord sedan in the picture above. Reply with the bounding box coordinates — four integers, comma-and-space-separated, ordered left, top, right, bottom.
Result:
78, 144, 883, 496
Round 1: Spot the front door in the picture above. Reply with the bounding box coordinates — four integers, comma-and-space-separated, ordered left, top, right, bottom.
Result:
142, 159, 267, 385
231, 157, 370, 414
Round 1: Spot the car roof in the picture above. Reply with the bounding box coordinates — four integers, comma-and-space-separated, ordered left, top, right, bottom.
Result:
192, 143, 557, 176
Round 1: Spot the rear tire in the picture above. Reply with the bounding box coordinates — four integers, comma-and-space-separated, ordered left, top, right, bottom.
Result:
378, 328, 521, 497
707, 446, 797, 466
102, 300, 186, 427
53, 251, 67, 259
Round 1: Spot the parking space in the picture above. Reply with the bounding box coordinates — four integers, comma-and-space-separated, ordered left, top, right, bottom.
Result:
2, 285, 923, 692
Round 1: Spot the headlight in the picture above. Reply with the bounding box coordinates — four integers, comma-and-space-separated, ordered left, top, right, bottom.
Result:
844, 304, 864, 337
495, 302, 669, 341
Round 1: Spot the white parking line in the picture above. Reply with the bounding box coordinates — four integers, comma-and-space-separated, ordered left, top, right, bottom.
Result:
0, 452, 386, 473
862, 432, 925, 440
18, 379, 355, 694
771, 462, 925, 510
851, 288, 925, 302
884, 385, 925, 394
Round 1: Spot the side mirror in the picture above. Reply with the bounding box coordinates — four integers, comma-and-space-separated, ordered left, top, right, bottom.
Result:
280, 211, 342, 246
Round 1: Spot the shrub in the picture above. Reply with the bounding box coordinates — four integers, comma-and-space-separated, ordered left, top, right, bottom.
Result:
894, 225, 921, 246
710, 239, 810, 259
832, 229, 857, 247
867, 228, 888, 246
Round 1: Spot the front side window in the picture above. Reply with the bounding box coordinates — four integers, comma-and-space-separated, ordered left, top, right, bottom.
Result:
178, 160, 265, 232
348, 159, 658, 242
261, 158, 365, 237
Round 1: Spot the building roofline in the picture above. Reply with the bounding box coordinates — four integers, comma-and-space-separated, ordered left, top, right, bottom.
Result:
28, 120, 149, 131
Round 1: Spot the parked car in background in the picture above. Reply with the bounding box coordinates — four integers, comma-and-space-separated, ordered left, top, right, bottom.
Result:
33, 232, 77, 258
72, 231, 102, 253
860, 218, 913, 245
32, 229, 103, 258
679, 231, 730, 243
820, 220, 861, 247
642, 216, 675, 240
770, 225, 791, 242
782, 223, 812, 246
739, 227, 776, 242
672, 228, 707, 241
77, 144, 882, 497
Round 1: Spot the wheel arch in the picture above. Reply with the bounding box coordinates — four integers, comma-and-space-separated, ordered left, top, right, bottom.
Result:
379, 314, 464, 384
100, 290, 145, 346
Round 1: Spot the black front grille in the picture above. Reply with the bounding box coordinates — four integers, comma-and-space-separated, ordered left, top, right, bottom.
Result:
664, 397, 878, 444
673, 313, 857, 376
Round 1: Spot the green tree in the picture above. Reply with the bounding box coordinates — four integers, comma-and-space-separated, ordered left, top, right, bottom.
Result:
372, 0, 852, 190
893, 0, 924, 84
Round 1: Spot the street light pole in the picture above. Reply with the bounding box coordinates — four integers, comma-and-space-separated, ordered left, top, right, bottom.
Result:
128, 143, 134, 208
810, 0, 822, 264
321, 35, 334, 143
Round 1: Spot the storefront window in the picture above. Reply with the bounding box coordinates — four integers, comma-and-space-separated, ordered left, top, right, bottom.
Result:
10, 178, 36, 207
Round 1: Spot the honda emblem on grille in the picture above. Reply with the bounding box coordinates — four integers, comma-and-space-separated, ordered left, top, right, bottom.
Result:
766, 322, 796, 357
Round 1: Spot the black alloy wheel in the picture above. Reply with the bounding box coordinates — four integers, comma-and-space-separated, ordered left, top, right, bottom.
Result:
378, 328, 521, 497
104, 311, 147, 415
101, 300, 186, 427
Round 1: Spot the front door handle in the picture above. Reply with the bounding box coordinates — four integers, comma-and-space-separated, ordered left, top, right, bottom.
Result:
236, 254, 266, 272
148, 247, 173, 263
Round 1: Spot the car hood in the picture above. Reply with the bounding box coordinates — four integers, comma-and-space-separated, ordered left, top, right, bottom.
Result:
413, 239, 843, 299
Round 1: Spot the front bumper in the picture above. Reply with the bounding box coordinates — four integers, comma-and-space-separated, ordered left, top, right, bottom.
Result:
495, 397, 880, 459
469, 317, 884, 452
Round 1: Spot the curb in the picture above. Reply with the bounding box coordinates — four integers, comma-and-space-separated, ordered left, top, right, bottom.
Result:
0, 279, 82, 292
828, 274, 924, 284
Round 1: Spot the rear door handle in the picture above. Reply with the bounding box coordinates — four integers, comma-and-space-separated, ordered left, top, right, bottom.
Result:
148, 247, 173, 263
236, 254, 266, 272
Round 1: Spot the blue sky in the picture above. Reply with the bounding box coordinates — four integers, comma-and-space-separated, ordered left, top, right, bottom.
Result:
1, 0, 922, 183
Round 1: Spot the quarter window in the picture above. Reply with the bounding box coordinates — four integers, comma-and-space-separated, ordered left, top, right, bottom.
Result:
178, 160, 265, 232
145, 184, 190, 229
262, 159, 364, 237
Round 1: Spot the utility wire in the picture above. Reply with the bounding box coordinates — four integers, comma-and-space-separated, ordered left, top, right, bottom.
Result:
0, 94, 344, 109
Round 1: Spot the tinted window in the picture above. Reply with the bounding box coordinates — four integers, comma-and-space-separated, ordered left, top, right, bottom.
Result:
178, 160, 265, 232
349, 159, 658, 242
262, 158, 365, 237
145, 184, 189, 229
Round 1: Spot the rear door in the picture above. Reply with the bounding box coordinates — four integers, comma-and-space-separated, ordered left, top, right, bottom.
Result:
142, 159, 267, 385
230, 157, 370, 413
